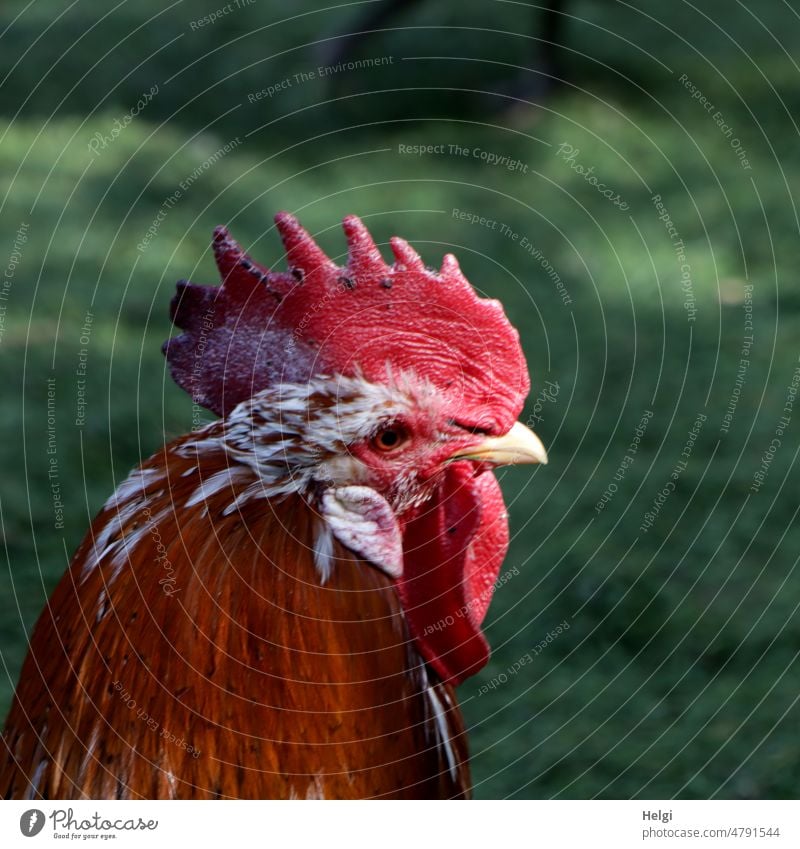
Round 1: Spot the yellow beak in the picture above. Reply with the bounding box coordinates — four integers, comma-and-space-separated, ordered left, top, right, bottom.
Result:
449, 420, 548, 466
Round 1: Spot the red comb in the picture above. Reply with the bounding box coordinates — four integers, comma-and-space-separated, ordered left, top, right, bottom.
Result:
163, 213, 529, 432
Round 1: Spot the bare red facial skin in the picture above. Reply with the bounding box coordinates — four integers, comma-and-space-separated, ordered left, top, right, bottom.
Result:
347, 416, 482, 502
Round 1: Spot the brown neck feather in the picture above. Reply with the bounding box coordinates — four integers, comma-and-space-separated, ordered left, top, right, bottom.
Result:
1, 434, 470, 799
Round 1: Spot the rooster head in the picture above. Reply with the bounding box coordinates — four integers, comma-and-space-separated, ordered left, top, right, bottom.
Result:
163, 213, 547, 685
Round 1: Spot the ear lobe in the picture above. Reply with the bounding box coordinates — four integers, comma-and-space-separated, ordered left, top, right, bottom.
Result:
319, 486, 403, 578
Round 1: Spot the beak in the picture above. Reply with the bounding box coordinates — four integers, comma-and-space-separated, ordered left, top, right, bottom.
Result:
449, 420, 548, 466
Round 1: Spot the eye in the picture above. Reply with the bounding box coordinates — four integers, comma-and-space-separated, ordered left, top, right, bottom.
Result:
371, 425, 409, 453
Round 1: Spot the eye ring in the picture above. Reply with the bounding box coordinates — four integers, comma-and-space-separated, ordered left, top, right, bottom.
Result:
371, 425, 409, 453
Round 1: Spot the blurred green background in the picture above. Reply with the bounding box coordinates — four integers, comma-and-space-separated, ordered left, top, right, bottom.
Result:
1, 0, 799, 799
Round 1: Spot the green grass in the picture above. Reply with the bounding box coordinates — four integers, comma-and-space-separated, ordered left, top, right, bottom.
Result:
2, 0, 800, 799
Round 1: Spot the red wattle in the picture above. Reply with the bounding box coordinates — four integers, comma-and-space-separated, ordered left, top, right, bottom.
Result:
398, 464, 510, 685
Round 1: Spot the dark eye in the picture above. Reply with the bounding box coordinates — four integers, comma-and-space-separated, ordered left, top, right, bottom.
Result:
371, 425, 409, 453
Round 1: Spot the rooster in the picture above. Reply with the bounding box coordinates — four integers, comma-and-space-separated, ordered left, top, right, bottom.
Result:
1, 213, 546, 799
